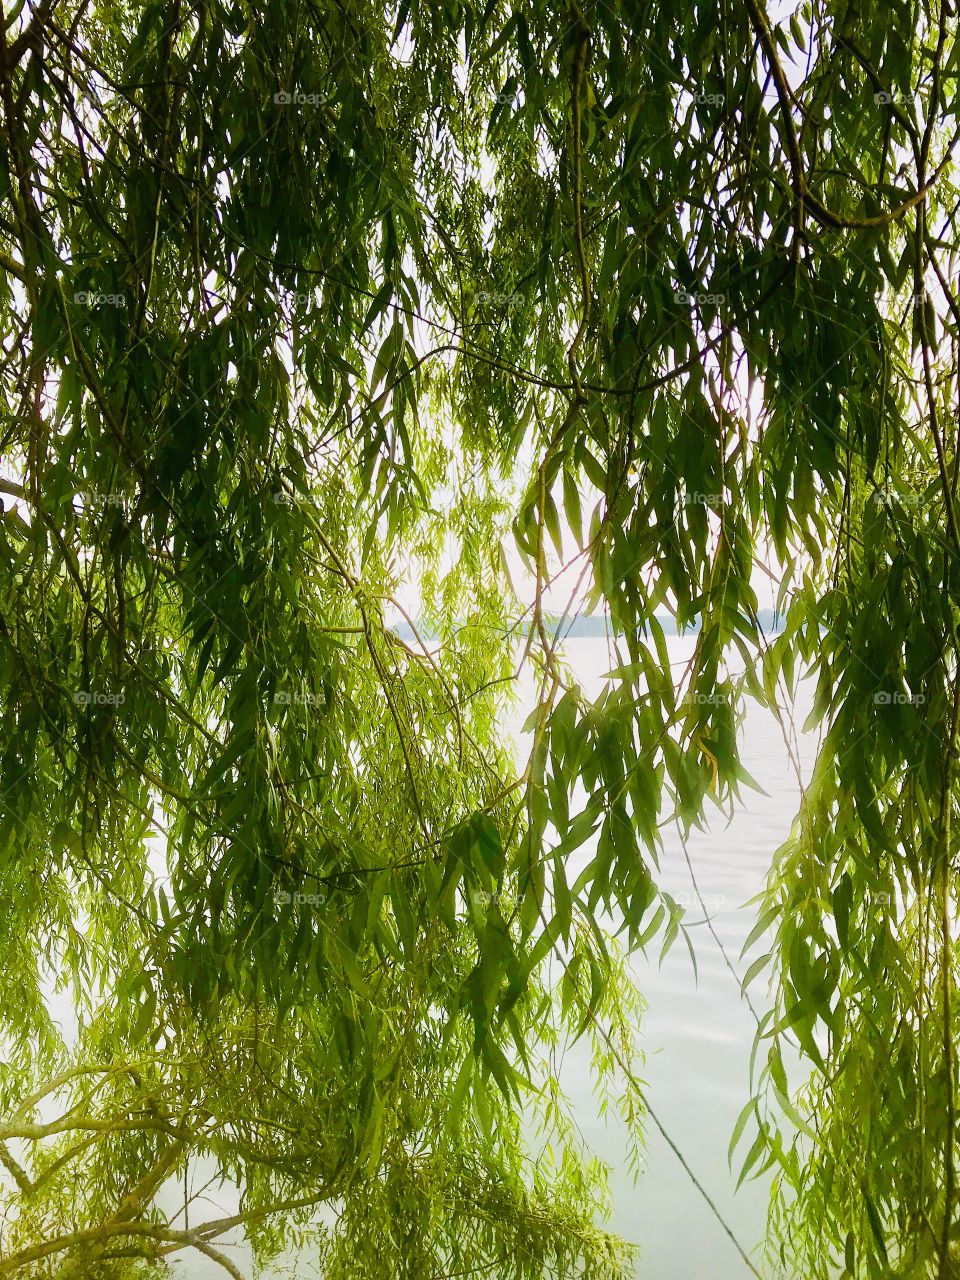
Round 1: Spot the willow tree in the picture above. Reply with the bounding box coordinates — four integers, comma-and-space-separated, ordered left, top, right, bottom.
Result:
0, 0, 958, 1276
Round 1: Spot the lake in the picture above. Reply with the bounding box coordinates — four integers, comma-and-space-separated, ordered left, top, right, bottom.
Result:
162, 632, 817, 1278
528, 635, 816, 1280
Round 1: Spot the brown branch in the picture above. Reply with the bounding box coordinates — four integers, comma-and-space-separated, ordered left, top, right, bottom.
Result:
6, 0, 58, 66
10, 1063, 150, 1121
300, 511, 428, 833
743, 0, 955, 232
0, 1221, 245, 1280
0, 1116, 187, 1142
0, 1144, 31, 1194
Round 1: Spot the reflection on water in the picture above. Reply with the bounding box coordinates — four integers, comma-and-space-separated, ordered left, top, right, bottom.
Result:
520, 636, 817, 1280
165, 634, 817, 1278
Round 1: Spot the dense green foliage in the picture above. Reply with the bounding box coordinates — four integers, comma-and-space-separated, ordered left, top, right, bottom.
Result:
0, 0, 959, 1275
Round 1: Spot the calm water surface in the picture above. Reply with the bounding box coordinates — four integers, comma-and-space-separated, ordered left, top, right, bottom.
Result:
163, 634, 817, 1278
531, 636, 817, 1280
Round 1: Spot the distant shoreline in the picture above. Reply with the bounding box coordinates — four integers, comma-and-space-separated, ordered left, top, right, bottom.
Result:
392, 610, 786, 641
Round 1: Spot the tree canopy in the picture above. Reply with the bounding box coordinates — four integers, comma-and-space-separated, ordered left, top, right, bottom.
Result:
0, 0, 959, 1276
